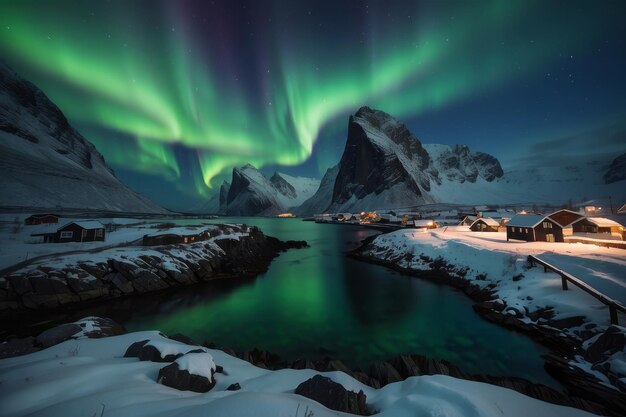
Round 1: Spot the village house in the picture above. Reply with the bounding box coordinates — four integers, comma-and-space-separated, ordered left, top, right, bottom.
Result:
506, 214, 564, 242
56, 221, 106, 243
547, 208, 585, 237
143, 228, 216, 246
571, 217, 624, 240
469, 217, 500, 232
24, 214, 59, 225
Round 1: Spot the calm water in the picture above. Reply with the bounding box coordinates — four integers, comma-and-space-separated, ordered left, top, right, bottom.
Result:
114, 217, 555, 386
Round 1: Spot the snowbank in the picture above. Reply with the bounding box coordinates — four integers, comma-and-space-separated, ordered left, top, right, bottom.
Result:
0, 331, 597, 417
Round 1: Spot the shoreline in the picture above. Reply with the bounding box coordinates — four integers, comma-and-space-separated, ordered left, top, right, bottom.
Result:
347, 229, 626, 416
0, 224, 307, 316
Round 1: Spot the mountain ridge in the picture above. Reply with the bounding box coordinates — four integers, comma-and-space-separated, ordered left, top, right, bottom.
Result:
0, 63, 167, 213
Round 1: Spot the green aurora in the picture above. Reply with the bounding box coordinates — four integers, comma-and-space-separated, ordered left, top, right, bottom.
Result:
1, 1, 623, 202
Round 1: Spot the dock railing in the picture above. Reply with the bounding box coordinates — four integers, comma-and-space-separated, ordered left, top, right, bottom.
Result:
527, 255, 626, 325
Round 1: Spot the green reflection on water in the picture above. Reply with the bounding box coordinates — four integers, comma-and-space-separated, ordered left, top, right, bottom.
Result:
125, 218, 556, 386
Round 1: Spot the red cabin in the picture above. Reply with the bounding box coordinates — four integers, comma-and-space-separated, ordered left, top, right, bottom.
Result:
24, 214, 59, 225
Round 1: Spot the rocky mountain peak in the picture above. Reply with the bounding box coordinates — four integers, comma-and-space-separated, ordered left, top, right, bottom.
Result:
270, 172, 297, 198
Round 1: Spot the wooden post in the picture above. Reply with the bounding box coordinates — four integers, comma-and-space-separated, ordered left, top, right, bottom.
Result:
561, 275, 568, 290
609, 304, 618, 325
544, 265, 548, 273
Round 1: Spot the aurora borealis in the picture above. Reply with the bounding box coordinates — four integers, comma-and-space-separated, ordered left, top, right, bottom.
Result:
1, 1, 625, 209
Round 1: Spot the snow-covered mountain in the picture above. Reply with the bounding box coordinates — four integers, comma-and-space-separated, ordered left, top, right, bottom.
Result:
0, 63, 167, 213
294, 106, 626, 215
295, 107, 504, 214
604, 152, 626, 184
293, 165, 340, 216
218, 164, 320, 216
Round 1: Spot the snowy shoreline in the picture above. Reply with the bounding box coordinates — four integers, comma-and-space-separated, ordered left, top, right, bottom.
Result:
348, 227, 626, 413
0, 223, 307, 313
0, 319, 611, 417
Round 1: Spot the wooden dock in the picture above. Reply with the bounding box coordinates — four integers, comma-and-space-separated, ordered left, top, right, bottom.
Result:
527, 255, 626, 325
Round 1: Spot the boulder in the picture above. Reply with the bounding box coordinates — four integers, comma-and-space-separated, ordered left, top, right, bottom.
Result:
547, 316, 585, 330
227, 382, 241, 391
76, 317, 126, 338
585, 325, 626, 363
157, 353, 217, 393
35, 323, 82, 348
295, 375, 369, 416
124, 340, 186, 362
0, 336, 41, 359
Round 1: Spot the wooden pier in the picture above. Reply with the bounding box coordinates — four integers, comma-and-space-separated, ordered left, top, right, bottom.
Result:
527, 255, 626, 325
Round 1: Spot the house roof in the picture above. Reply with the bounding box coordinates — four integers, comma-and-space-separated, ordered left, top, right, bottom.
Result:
547, 209, 585, 227
574, 217, 623, 228
59, 220, 105, 230
506, 214, 546, 228
471, 217, 500, 227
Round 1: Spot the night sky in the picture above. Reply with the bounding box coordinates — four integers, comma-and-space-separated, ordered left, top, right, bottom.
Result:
1, 1, 625, 209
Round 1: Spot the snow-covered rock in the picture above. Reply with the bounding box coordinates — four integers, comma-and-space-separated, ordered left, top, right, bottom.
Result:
0, 330, 601, 417
0, 63, 167, 213
157, 352, 217, 393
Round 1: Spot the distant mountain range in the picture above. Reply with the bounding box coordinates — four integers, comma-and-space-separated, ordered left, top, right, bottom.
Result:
0, 63, 167, 213
2, 64, 623, 216
200, 165, 320, 216
204, 106, 626, 216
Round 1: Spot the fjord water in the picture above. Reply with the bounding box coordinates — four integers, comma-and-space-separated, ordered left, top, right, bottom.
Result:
120, 218, 555, 386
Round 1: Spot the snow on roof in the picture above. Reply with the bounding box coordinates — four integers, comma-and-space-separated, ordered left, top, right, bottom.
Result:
506, 215, 546, 228
577, 217, 623, 228
60, 220, 105, 230
471, 217, 500, 227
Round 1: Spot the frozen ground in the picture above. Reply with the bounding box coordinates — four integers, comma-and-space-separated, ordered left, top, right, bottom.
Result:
0, 329, 597, 417
0, 214, 217, 270
369, 226, 626, 323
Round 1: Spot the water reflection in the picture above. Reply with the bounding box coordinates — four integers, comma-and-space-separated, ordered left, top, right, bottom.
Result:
8, 218, 558, 387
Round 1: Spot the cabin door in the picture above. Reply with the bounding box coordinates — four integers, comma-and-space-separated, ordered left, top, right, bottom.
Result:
546, 234, 555, 242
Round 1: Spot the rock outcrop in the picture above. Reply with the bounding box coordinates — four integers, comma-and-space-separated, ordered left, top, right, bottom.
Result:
295, 375, 369, 416
157, 352, 217, 393
0, 224, 307, 312
0, 63, 166, 213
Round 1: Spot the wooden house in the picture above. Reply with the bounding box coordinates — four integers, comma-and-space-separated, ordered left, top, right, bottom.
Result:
56, 221, 106, 243
506, 215, 564, 242
24, 214, 59, 225
142, 228, 216, 246
469, 217, 500, 232
413, 219, 438, 229
571, 217, 624, 238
